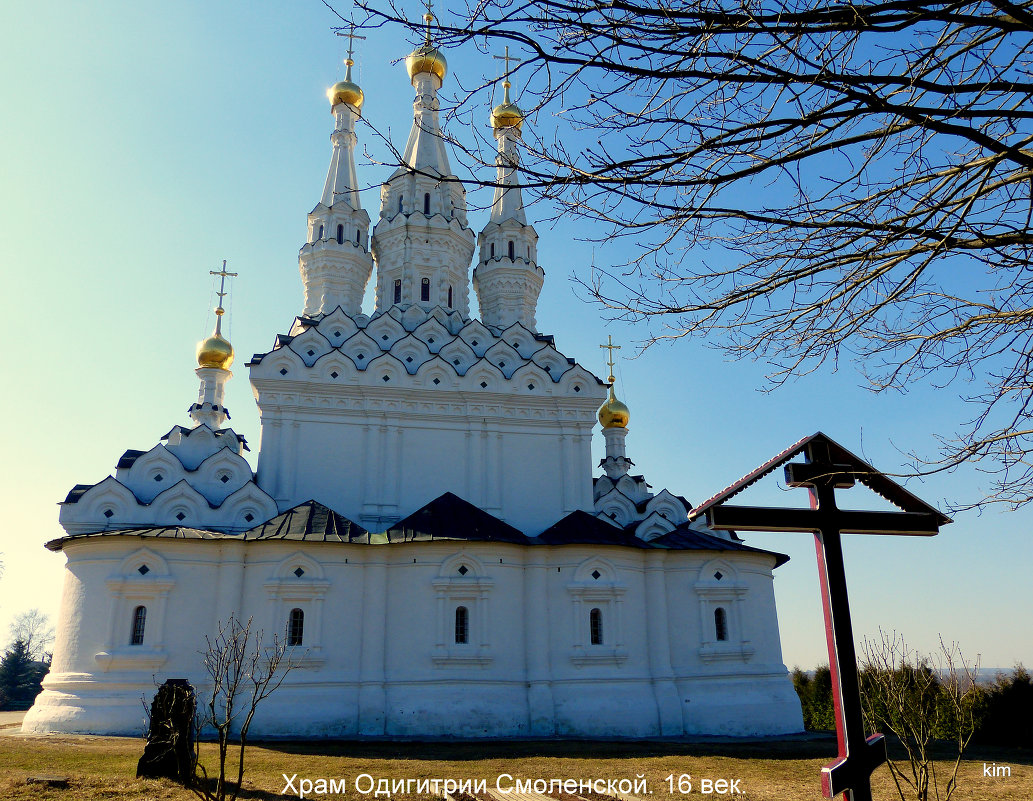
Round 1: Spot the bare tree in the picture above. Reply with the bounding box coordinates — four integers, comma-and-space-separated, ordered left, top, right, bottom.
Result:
353, 0, 1033, 509
860, 632, 982, 801
9, 609, 54, 663
193, 615, 297, 801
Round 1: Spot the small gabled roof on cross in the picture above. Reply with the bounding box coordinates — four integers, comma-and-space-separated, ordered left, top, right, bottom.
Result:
686, 431, 951, 528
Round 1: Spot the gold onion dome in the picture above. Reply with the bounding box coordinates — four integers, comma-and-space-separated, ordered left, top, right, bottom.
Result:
598, 386, 630, 429
491, 81, 524, 130
197, 310, 234, 370
406, 43, 447, 81
329, 56, 364, 110
491, 94, 524, 130
329, 78, 364, 110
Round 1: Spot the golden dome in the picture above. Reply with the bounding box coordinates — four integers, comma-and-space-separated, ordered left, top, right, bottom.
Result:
328, 79, 364, 110
491, 102, 524, 129
491, 80, 524, 130
598, 386, 630, 429
329, 57, 364, 110
406, 44, 447, 81
197, 332, 234, 370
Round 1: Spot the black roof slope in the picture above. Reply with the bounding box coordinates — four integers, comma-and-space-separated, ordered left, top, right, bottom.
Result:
245, 500, 371, 543
386, 492, 529, 544
536, 510, 651, 548
652, 524, 790, 567
47, 496, 785, 566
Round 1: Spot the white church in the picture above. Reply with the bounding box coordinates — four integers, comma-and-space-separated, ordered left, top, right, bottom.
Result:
23, 27, 804, 738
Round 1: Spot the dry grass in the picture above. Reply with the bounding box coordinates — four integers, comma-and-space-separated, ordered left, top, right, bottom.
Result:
0, 735, 1029, 800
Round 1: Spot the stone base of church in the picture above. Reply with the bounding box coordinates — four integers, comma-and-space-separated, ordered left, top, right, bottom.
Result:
22, 673, 155, 737
25, 673, 803, 739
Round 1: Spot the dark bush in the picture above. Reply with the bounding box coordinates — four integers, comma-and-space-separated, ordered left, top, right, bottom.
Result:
975, 665, 1033, 748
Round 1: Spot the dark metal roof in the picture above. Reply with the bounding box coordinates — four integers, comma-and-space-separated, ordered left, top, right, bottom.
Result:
536, 510, 651, 548
386, 492, 530, 544
116, 450, 146, 470
47, 499, 784, 566
245, 500, 371, 543
46, 526, 237, 551
158, 424, 250, 451
652, 524, 790, 567
687, 431, 952, 527
63, 484, 96, 504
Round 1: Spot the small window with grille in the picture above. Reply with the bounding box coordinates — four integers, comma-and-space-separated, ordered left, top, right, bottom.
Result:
715, 607, 728, 642
454, 606, 469, 644
288, 608, 304, 647
130, 605, 146, 646
590, 608, 603, 645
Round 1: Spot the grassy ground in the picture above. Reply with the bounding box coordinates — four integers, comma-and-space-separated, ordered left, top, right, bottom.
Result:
0, 735, 1029, 800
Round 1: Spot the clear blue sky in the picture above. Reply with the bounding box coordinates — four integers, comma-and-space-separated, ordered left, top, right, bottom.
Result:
0, 0, 1028, 672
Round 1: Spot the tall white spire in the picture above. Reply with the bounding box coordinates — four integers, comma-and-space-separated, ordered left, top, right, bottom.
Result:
370, 12, 475, 316
474, 54, 545, 331
321, 31, 366, 209
191, 263, 236, 430
298, 39, 374, 317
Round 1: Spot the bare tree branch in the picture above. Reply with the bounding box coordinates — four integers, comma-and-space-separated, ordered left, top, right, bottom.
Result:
350, 0, 1033, 510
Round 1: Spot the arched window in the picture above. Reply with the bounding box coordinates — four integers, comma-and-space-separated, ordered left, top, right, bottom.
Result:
288, 608, 304, 647
714, 607, 728, 642
336, 224, 344, 244
447, 285, 453, 308
130, 605, 147, 646
421, 277, 430, 302
355, 228, 361, 245
454, 606, 469, 644
424, 192, 431, 215
398, 195, 403, 213
527, 245, 531, 259
490, 243, 495, 259
590, 608, 603, 645
317, 224, 324, 240
508, 240, 515, 259
393, 279, 402, 304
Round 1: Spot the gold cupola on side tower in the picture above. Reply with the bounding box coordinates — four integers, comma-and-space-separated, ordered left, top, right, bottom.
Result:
329, 50, 364, 110
196, 309, 234, 370
406, 11, 447, 81
597, 336, 629, 429
196, 263, 236, 370
598, 385, 630, 429
491, 77, 524, 131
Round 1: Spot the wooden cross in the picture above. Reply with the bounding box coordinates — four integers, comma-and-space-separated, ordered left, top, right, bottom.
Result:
599, 335, 620, 383
688, 433, 950, 801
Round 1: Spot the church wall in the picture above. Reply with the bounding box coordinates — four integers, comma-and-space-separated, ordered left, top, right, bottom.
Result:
26, 536, 803, 738
261, 407, 595, 535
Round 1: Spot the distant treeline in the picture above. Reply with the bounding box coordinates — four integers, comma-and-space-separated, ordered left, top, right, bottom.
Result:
792, 664, 1033, 747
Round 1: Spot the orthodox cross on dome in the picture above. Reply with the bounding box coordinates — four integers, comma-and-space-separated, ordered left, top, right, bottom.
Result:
687, 432, 951, 801
600, 335, 621, 383
210, 260, 237, 333
494, 46, 520, 90
336, 17, 366, 76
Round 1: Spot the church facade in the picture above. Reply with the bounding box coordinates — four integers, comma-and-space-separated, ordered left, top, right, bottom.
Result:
23, 31, 804, 738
